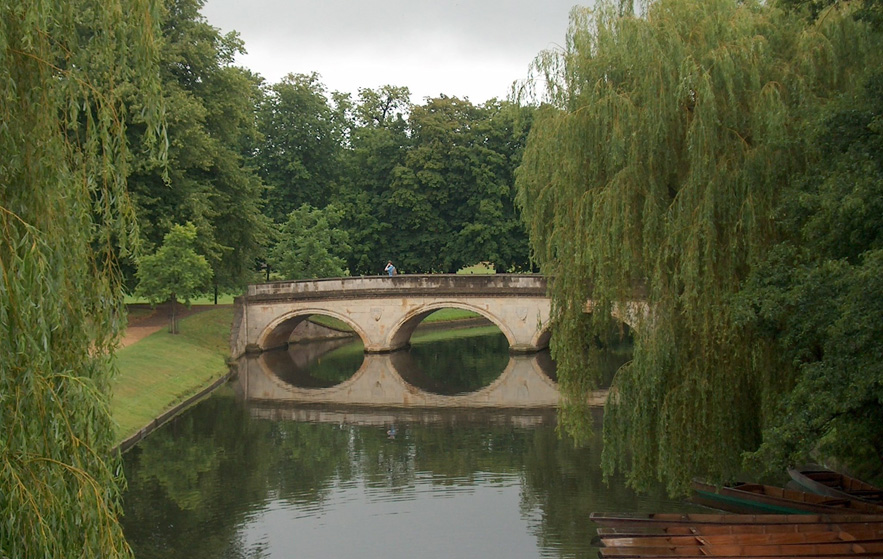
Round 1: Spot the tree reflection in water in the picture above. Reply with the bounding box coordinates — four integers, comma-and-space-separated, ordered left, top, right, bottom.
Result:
121, 324, 680, 559
121, 393, 698, 559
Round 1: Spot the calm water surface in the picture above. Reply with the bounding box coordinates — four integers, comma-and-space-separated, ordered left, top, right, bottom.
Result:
121, 327, 702, 559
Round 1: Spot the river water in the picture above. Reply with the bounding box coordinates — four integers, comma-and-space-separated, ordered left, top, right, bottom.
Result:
120, 324, 702, 559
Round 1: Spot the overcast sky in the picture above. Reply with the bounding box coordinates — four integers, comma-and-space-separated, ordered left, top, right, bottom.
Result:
200, 0, 584, 104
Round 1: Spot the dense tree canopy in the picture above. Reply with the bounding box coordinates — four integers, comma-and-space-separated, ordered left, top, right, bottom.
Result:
516, 0, 882, 493
338, 86, 412, 274
258, 73, 349, 221
0, 0, 164, 556
384, 96, 532, 273
738, 67, 883, 479
269, 204, 351, 279
335, 94, 533, 275
256, 81, 535, 277
126, 0, 269, 294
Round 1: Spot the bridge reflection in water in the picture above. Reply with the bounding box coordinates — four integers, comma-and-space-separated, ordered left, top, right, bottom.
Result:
234, 344, 609, 409
246, 401, 560, 430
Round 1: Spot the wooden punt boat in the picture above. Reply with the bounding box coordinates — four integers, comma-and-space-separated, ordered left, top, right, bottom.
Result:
597, 520, 883, 539
598, 540, 883, 557
603, 556, 883, 559
589, 511, 883, 527
599, 527, 883, 548
789, 466, 883, 504
691, 480, 883, 515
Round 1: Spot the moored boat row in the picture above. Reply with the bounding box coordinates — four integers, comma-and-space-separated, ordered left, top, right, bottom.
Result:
591, 512, 883, 528
591, 513, 883, 558
591, 467, 883, 557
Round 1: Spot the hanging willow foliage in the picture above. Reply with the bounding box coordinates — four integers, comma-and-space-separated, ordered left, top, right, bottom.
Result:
1, 0, 163, 556
515, 0, 877, 494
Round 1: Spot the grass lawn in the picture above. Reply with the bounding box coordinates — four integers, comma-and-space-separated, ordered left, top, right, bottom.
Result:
457, 262, 496, 274
422, 308, 479, 322
111, 307, 234, 441
113, 276, 495, 443
411, 324, 501, 345
124, 293, 238, 305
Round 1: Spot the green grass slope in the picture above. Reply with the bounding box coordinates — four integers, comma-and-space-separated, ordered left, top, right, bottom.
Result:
111, 307, 233, 441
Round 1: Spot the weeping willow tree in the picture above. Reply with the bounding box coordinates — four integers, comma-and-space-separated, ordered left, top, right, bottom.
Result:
1, 0, 163, 556
515, 0, 878, 494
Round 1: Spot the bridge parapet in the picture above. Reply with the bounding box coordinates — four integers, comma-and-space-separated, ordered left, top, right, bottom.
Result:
246, 274, 547, 300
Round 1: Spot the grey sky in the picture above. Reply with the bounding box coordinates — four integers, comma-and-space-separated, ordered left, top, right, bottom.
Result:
201, 0, 584, 103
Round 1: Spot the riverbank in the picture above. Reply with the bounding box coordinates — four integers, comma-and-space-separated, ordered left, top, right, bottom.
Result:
112, 305, 235, 448
111, 305, 494, 450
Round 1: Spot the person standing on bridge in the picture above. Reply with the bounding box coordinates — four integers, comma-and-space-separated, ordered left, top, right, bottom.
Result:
385, 261, 397, 276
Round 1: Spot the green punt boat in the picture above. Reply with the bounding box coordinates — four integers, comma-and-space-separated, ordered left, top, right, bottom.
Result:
691, 480, 883, 515
788, 466, 883, 504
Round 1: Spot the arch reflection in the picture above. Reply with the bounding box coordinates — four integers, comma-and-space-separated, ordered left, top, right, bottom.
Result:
235, 349, 566, 408
264, 338, 365, 388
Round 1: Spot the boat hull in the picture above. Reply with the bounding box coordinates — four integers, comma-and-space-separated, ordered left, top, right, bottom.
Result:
593, 511, 883, 558
589, 511, 883, 527
691, 481, 883, 515
789, 466, 883, 504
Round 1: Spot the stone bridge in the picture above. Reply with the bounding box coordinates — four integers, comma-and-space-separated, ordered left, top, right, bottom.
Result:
230, 274, 553, 358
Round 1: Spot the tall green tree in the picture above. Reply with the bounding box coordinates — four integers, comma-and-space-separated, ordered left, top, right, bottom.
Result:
257, 73, 348, 221
127, 0, 269, 295
0, 0, 164, 556
445, 101, 534, 272
136, 223, 214, 333
516, 0, 879, 493
269, 204, 351, 279
338, 85, 412, 274
381, 96, 532, 273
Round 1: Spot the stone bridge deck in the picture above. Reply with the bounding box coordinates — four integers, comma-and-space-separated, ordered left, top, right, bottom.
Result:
230, 274, 553, 358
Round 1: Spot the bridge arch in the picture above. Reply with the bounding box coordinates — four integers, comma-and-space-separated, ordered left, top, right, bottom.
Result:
390, 301, 516, 352
532, 323, 553, 352
258, 307, 367, 352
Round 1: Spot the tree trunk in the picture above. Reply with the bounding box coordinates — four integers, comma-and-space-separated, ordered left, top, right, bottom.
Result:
169, 293, 178, 334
